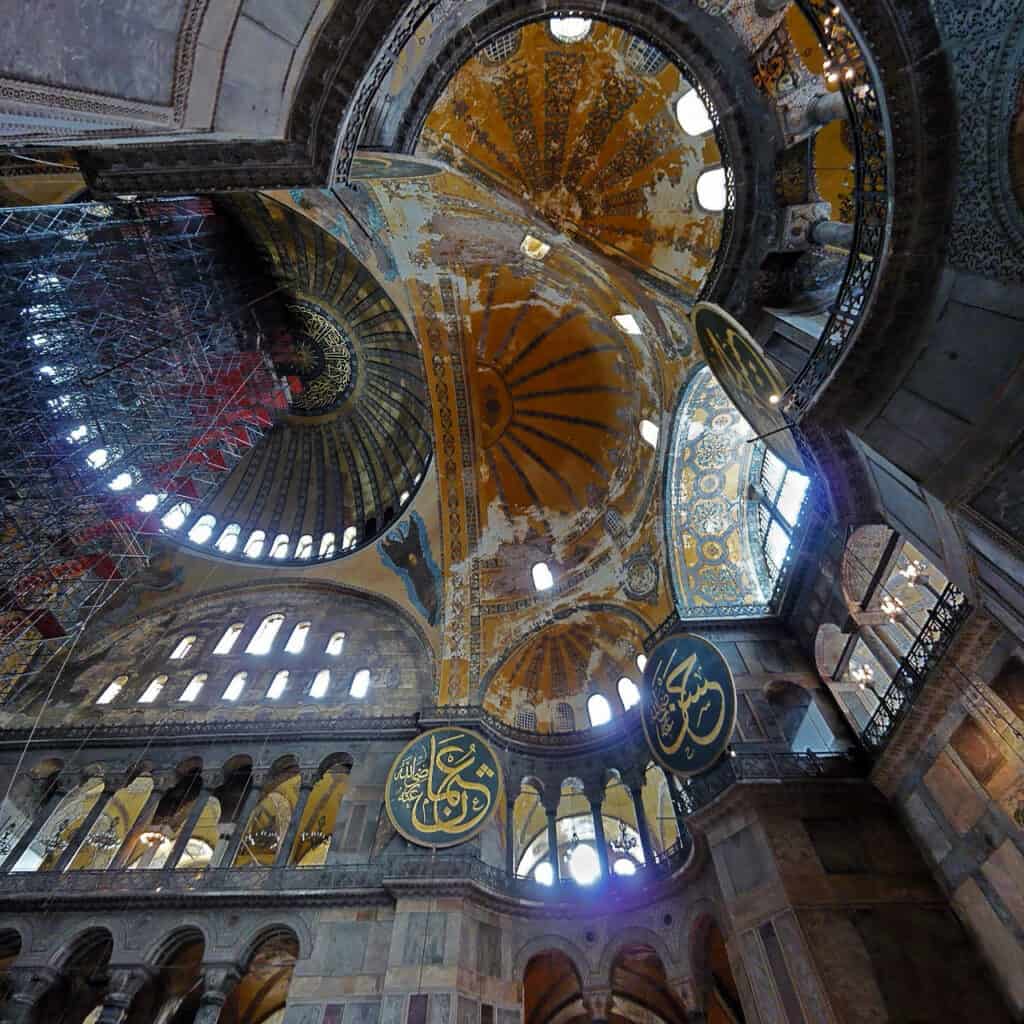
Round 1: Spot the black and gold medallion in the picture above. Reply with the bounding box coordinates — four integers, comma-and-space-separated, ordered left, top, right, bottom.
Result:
691, 301, 802, 467
641, 633, 737, 777
384, 727, 503, 848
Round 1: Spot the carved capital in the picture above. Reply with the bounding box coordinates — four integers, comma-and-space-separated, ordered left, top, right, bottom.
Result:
4, 965, 61, 1013
199, 964, 242, 1003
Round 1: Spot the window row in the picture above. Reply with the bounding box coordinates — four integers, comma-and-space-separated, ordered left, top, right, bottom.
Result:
166, 617, 346, 662
756, 448, 810, 581
514, 662, 645, 732
95, 667, 371, 706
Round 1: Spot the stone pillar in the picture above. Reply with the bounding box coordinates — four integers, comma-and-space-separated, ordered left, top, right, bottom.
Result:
582, 987, 611, 1024
589, 800, 610, 879
0, 966, 60, 1024
627, 782, 655, 866
808, 90, 847, 127
504, 788, 517, 878
220, 772, 265, 868
690, 781, 1010, 1022
860, 626, 901, 678
109, 775, 171, 870
0, 779, 65, 873
810, 219, 855, 249
96, 967, 152, 1024
192, 965, 241, 1024
163, 775, 214, 871
544, 806, 560, 882
52, 777, 117, 873
755, 0, 790, 14
662, 767, 690, 837
275, 771, 317, 867
876, 622, 909, 664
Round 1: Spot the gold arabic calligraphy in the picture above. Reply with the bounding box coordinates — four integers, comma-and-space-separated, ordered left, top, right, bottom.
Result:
392, 733, 496, 837
651, 650, 727, 761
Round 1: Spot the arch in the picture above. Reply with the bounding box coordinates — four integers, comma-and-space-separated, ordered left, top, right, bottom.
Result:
598, 926, 678, 977
142, 923, 210, 970
236, 920, 308, 969
841, 523, 897, 612
48, 924, 115, 970
513, 935, 591, 979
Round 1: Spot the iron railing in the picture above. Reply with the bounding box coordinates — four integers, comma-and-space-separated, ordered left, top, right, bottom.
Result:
787, 0, 892, 415
676, 749, 866, 815
861, 583, 970, 753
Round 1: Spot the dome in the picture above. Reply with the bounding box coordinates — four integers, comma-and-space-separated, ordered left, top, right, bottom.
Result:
160, 194, 432, 563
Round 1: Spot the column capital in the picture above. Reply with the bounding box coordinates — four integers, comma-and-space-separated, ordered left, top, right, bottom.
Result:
97, 966, 154, 1020
4, 965, 61, 1017
200, 963, 242, 1002
297, 769, 320, 790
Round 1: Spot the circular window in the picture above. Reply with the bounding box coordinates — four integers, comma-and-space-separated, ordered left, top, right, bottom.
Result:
676, 89, 713, 136
550, 16, 592, 43
697, 167, 728, 212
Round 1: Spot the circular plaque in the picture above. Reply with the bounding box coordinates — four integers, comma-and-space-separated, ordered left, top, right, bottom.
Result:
691, 302, 803, 467
385, 727, 504, 848
641, 633, 737, 777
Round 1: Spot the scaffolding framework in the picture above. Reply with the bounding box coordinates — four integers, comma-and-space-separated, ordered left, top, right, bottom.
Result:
0, 198, 289, 692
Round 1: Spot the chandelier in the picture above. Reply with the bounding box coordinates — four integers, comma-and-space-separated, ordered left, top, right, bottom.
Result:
609, 821, 638, 856
899, 559, 928, 587
41, 817, 73, 854
299, 815, 329, 848
822, 6, 861, 85
0, 818, 17, 856
880, 595, 904, 622
86, 817, 122, 852
244, 826, 280, 853
561, 827, 581, 863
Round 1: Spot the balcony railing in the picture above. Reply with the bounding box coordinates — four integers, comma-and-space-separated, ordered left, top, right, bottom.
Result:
0, 844, 693, 907
861, 583, 970, 753
676, 748, 866, 816
787, 0, 892, 415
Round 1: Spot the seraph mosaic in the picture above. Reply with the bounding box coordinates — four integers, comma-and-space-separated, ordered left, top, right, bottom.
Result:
379, 511, 442, 626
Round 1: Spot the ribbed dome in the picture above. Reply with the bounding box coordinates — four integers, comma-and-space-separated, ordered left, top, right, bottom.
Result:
165, 195, 432, 563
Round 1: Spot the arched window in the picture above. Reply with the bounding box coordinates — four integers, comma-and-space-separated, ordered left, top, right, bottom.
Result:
515, 704, 538, 731
553, 702, 575, 732
187, 514, 216, 545
213, 623, 244, 655
756, 448, 810, 581
550, 16, 592, 42
319, 533, 336, 559
676, 88, 713, 136
223, 672, 247, 701
618, 677, 641, 710
587, 694, 613, 726
267, 671, 289, 700
696, 167, 728, 212
215, 523, 241, 554
86, 447, 109, 469
639, 419, 660, 449
138, 675, 167, 703
179, 674, 206, 702
310, 669, 330, 699
400, 490, 410, 505
136, 492, 164, 513
245, 614, 285, 655
169, 635, 196, 660
636, 653, 647, 673
295, 535, 313, 560
342, 526, 358, 551
161, 501, 191, 530
108, 471, 132, 491
350, 669, 371, 699
325, 631, 346, 656
532, 562, 554, 592
270, 534, 290, 560
96, 676, 127, 705
242, 529, 266, 558
284, 622, 310, 654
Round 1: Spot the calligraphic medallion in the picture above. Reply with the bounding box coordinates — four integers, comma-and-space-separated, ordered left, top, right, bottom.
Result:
385, 727, 503, 848
691, 302, 802, 467
641, 633, 737, 778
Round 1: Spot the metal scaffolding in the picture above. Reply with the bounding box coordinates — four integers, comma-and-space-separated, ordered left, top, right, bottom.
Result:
0, 198, 289, 693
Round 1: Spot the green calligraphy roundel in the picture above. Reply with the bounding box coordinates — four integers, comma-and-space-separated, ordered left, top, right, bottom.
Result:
385, 727, 504, 848
641, 633, 737, 778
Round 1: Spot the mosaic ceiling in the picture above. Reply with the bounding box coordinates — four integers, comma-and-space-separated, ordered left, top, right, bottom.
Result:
420, 20, 724, 294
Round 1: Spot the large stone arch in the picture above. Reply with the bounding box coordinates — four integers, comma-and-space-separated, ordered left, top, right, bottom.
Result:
597, 926, 680, 979
512, 934, 592, 980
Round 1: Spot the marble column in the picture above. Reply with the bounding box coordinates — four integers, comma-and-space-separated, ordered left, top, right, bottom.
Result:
504, 789, 517, 878
52, 778, 117, 873
163, 777, 213, 871
808, 90, 847, 127
275, 772, 317, 867
589, 798, 610, 879
628, 784, 655, 866
219, 773, 265, 868
544, 807, 560, 882
860, 626, 901, 679
0, 779, 65, 873
810, 219, 855, 249
95, 967, 153, 1024
192, 965, 241, 1024
109, 776, 170, 870
0, 966, 60, 1024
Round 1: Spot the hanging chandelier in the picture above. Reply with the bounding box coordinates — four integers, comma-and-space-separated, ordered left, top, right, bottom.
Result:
41, 817, 73, 854
299, 815, 329, 848
86, 817, 122, 852
245, 826, 280, 853
609, 821, 638, 855
0, 818, 17, 856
